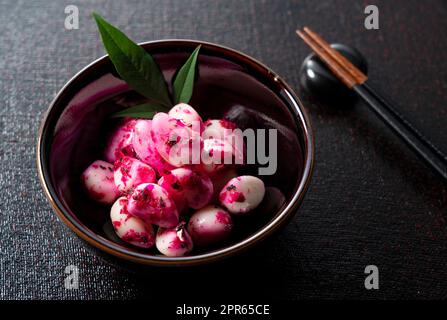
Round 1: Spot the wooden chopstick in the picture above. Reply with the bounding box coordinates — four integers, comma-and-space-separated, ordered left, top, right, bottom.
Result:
296, 30, 358, 88
303, 27, 368, 85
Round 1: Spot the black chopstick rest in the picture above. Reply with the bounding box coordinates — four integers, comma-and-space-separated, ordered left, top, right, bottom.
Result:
300, 43, 368, 101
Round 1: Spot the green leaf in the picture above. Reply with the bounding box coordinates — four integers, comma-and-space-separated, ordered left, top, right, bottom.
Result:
92, 12, 172, 107
111, 103, 160, 119
173, 45, 201, 104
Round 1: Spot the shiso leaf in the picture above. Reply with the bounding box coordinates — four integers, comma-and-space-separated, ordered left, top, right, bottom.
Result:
172, 45, 201, 104
111, 103, 159, 119
92, 12, 172, 108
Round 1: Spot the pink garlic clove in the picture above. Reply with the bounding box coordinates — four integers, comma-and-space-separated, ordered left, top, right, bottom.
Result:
104, 118, 137, 163
156, 222, 194, 257
157, 170, 187, 212
81, 160, 119, 204
199, 138, 235, 174
202, 119, 237, 140
151, 112, 201, 167
132, 119, 174, 176
158, 167, 213, 210
127, 183, 179, 228
219, 176, 265, 214
168, 103, 203, 132
114, 156, 156, 193
187, 205, 233, 246
110, 197, 155, 248
203, 119, 244, 165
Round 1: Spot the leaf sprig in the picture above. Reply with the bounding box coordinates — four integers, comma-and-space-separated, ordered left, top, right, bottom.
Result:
173, 45, 201, 104
92, 12, 201, 118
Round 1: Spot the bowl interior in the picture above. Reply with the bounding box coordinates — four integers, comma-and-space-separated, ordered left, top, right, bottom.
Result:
40, 40, 310, 263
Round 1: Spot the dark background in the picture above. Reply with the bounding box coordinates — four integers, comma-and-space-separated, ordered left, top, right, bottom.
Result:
1, 0, 446, 300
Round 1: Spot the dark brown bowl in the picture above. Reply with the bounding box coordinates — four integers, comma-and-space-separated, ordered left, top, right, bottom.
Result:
37, 40, 314, 266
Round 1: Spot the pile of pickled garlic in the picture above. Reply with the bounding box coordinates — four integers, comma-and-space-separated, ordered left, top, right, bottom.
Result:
81, 103, 265, 256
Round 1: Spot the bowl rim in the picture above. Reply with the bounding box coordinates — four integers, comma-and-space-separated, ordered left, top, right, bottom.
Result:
36, 39, 315, 266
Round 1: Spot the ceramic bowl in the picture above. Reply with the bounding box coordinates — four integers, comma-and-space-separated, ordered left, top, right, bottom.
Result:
37, 40, 314, 266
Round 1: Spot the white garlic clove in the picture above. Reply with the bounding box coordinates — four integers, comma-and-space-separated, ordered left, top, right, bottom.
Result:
81, 160, 119, 204
110, 197, 155, 248
219, 176, 265, 214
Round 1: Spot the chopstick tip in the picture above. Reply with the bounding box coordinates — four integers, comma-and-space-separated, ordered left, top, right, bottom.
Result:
296, 29, 304, 38
296, 27, 312, 38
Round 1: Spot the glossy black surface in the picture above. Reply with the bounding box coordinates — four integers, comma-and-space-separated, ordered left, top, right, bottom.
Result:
300, 43, 368, 102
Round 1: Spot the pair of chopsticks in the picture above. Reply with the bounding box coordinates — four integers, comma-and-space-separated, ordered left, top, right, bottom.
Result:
296, 27, 447, 182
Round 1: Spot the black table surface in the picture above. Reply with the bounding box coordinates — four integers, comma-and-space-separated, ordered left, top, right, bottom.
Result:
1, 0, 446, 300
